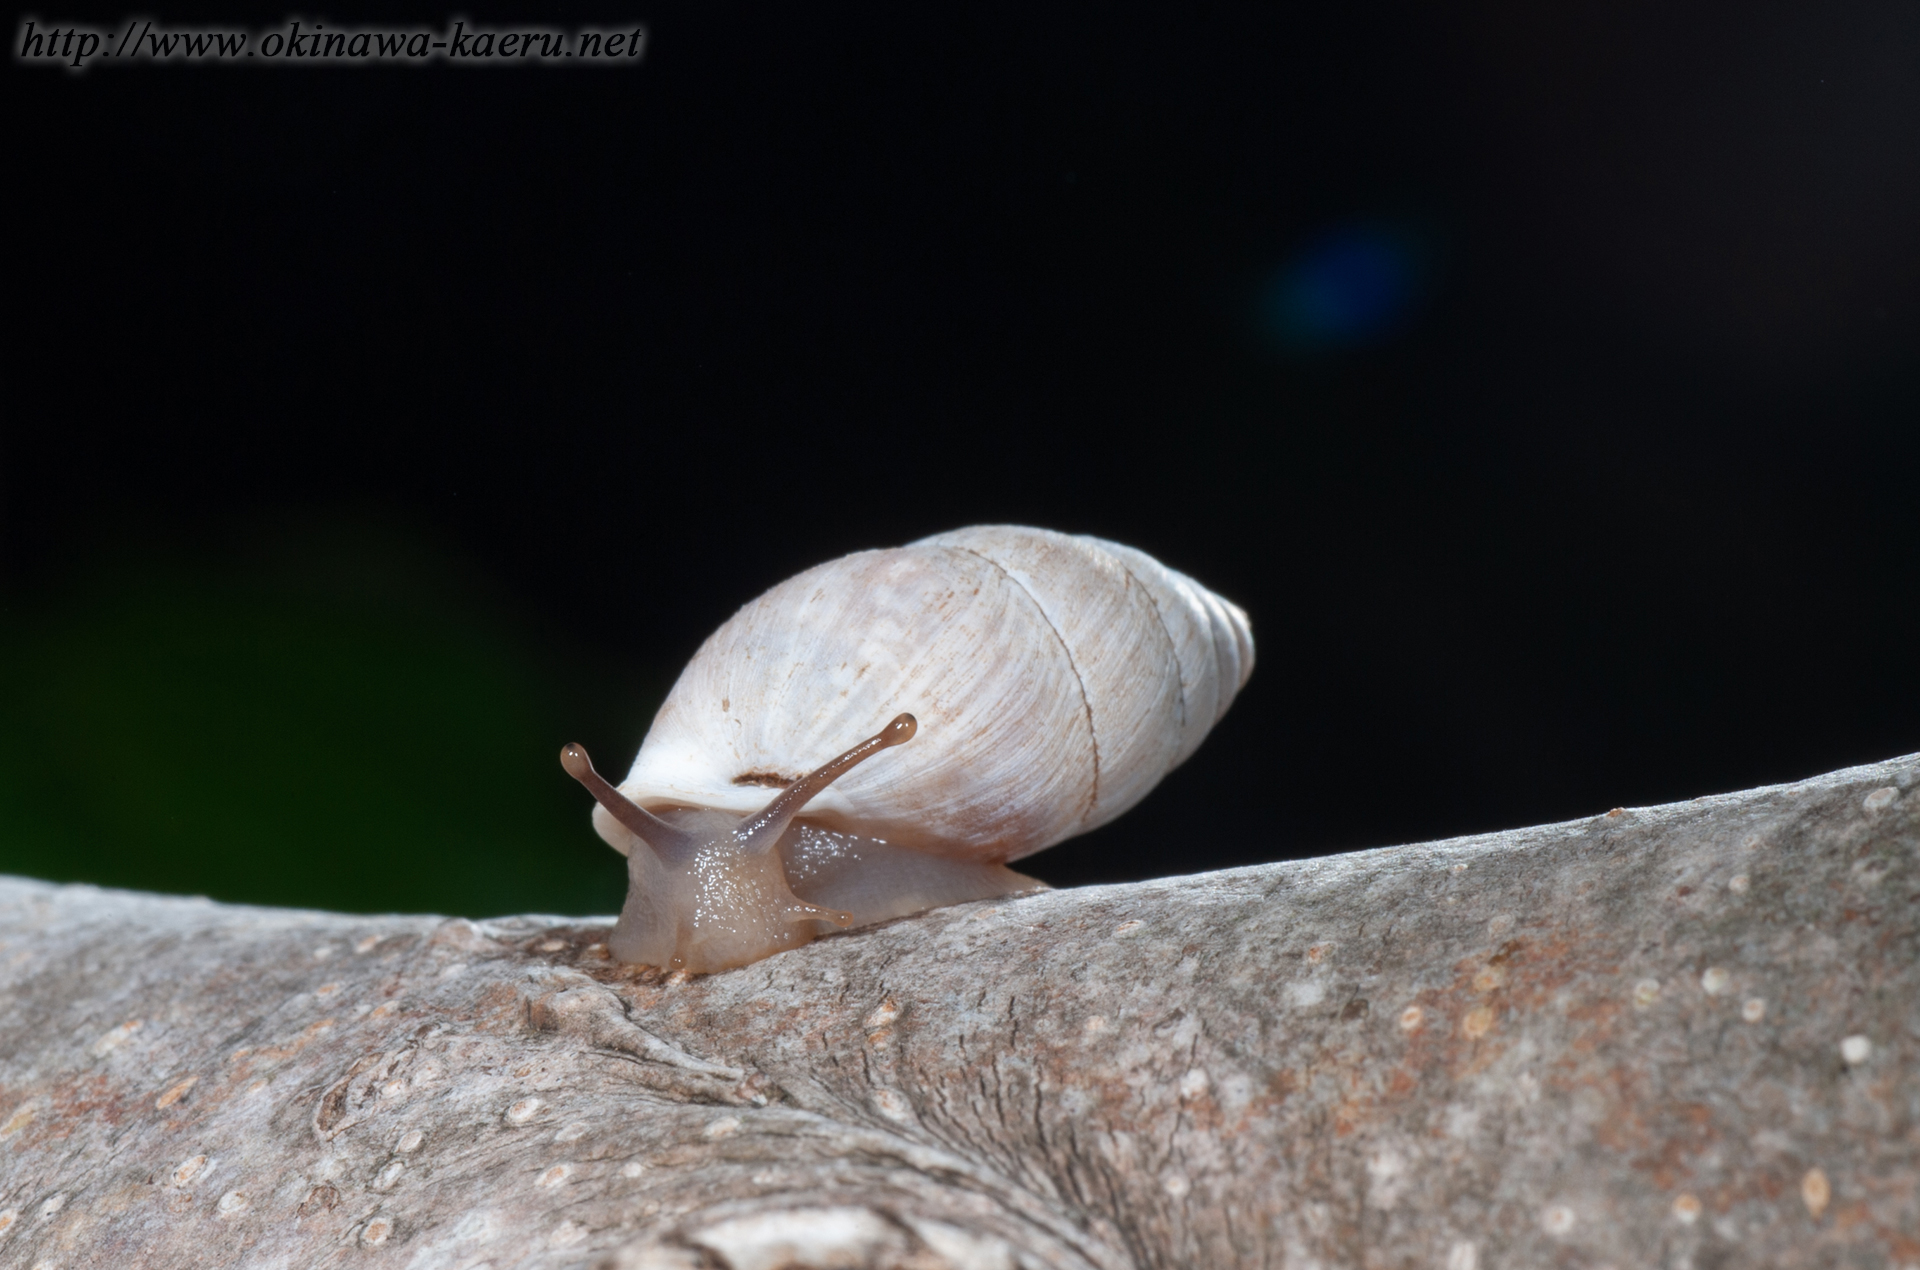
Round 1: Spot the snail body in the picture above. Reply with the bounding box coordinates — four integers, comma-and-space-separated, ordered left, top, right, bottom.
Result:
563, 525, 1253, 973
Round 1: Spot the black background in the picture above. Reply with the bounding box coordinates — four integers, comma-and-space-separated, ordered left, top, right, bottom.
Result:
6, 0, 1918, 917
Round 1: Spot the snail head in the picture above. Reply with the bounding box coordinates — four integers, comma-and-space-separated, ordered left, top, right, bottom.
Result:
559, 715, 920, 968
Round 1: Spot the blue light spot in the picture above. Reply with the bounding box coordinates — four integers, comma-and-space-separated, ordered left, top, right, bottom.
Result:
1263, 221, 1428, 352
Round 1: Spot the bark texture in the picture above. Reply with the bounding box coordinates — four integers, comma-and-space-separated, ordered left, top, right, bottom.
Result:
1, 754, 1916, 1270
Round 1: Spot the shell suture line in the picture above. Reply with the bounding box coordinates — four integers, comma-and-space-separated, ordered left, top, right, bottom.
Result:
1098, 551, 1188, 735
942, 544, 1102, 828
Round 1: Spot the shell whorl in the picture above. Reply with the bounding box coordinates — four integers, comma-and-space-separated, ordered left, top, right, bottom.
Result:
613, 526, 1253, 863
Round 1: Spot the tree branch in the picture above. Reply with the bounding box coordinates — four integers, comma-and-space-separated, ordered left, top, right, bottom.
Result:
1, 754, 1915, 1268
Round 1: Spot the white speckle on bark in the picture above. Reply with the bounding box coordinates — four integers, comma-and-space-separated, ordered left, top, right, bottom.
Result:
1541, 1204, 1575, 1235
1444, 1104, 1480, 1139
870, 1089, 914, 1123
505, 1098, 542, 1126
1399, 1005, 1424, 1032
693, 1207, 894, 1269
1633, 979, 1662, 1008
1841, 1035, 1872, 1065
154, 1076, 197, 1109
171, 1155, 207, 1187
1803, 1167, 1831, 1218
1728, 873, 1750, 894
1701, 968, 1731, 995
1672, 1194, 1702, 1223
1365, 1147, 1407, 1209
1742, 998, 1767, 1023
1447, 1240, 1478, 1270
89, 1019, 141, 1057
1864, 786, 1897, 811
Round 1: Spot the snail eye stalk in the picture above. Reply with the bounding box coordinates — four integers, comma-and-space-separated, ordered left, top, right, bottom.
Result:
560, 742, 702, 862
729, 713, 918, 856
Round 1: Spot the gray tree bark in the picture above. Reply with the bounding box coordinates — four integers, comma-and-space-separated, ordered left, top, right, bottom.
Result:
1, 754, 1915, 1270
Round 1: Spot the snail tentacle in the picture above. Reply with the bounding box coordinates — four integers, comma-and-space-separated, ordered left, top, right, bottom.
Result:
728, 713, 918, 856
559, 743, 702, 864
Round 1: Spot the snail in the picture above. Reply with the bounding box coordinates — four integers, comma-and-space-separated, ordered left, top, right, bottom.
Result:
561, 524, 1253, 973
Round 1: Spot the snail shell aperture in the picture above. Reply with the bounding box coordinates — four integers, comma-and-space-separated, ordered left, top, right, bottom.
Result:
561, 524, 1253, 973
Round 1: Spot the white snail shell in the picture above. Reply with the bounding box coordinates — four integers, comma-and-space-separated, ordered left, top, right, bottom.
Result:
564, 525, 1253, 973
623, 524, 1253, 857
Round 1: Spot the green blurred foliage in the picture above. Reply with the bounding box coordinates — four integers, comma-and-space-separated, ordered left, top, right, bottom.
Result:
0, 516, 651, 917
